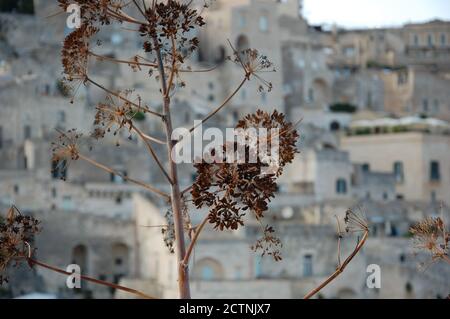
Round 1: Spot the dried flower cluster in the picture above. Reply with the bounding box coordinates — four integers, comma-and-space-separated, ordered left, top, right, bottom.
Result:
191, 110, 298, 260
344, 208, 369, 234
0, 207, 40, 285
51, 129, 84, 180
51, 129, 82, 162
410, 216, 449, 264
251, 225, 282, 261
236, 110, 299, 176
162, 209, 176, 254
139, 0, 205, 61
229, 48, 275, 92
92, 93, 141, 140
58, 0, 119, 26
61, 24, 98, 82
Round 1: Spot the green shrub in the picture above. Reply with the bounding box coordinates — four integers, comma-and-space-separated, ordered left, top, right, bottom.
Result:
330, 103, 357, 113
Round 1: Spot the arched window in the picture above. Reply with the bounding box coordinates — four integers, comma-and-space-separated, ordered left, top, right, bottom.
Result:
194, 258, 225, 281
112, 243, 130, 280
336, 179, 347, 194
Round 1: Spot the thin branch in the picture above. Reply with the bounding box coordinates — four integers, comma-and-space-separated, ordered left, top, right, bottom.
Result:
182, 214, 210, 267
89, 51, 158, 68
27, 258, 156, 299
165, 35, 178, 99
179, 64, 220, 73
78, 153, 170, 200
335, 215, 342, 267
181, 185, 192, 196
141, 133, 166, 145
130, 123, 173, 184
106, 7, 148, 25
443, 255, 450, 265
303, 230, 369, 299
132, 0, 147, 19
187, 77, 248, 134
86, 77, 163, 118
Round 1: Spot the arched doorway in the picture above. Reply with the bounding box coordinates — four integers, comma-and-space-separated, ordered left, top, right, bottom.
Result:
193, 258, 225, 281
112, 243, 130, 284
337, 288, 357, 299
72, 244, 88, 275
236, 35, 250, 53
330, 121, 340, 131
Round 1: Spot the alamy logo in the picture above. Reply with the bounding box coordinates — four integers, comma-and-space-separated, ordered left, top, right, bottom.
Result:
66, 4, 81, 29
366, 264, 381, 289
66, 264, 81, 289
171, 122, 280, 175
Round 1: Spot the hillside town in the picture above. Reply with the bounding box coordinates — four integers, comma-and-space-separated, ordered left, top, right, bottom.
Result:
0, 0, 449, 299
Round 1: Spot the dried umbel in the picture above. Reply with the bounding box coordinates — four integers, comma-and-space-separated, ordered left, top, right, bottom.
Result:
228, 48, 275, 92
251, 225, 282, 261
92, 93, 142, 140
51, 129, 82, 163
236, 110, 299, 176
51, 129, 83, 180
139, 0, 206, 60
58, 0, 121, 27
61, 24, 98, 82
0, 206, 40, 285
410, 217, 449, 263
191, 110, 299, 235
344, 208, 369, 234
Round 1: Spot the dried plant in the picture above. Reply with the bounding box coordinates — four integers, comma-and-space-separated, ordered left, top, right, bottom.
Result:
46, 0, 301, 298
0, 206, 155, 299
303, 208, 369, 299
3, 0, 306, 299
410, 206, 450, 268
251, 225, 282, 262
192, 110, 298, 232
0, 206, 40, 285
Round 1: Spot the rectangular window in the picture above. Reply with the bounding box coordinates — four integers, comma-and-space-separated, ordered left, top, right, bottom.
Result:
303, 254, 313, 277
433, 100, 440, 113
259, 16, 269, 32
430, 161, 440, 182
336, 179, 347, 194
24, 125, 32, 139
393, 161, 404, 183
52, 160, 67, 180
440, 33, 446, 46
422, 98, 429, 112
239, 14, 246, 28
428, 34, 433, 47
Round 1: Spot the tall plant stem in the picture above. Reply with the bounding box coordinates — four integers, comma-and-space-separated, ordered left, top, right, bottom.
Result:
303, 230, 369, 299
154, 41, 191, 299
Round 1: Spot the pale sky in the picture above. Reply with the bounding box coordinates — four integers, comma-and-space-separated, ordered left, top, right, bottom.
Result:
303, 0, 450, 28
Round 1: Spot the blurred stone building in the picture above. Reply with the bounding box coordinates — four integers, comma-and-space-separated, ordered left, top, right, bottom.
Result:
0, 0, 449, 299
